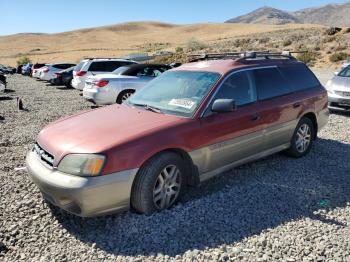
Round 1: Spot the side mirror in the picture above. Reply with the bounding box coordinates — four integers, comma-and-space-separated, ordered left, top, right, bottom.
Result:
334, 72, 339, 76
211, 99, 236, 113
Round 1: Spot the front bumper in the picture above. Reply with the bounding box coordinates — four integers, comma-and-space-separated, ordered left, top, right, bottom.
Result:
26, 151, 138, 217
328, 93, 350, 111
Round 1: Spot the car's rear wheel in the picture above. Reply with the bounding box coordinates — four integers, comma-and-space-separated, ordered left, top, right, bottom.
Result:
131, 152, 185, 215
285, 117, 315, 158
117, 90, 135, 104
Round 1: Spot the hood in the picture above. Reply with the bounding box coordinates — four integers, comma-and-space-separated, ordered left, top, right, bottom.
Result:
37, 104, 185, 166
87, 74, 137, 81
329, 76, 350, 91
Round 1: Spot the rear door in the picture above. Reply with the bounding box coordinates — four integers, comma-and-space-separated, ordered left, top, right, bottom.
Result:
196, 70, 265, 176
253, 67, 300, 150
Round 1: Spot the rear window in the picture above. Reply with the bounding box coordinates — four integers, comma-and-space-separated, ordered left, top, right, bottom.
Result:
74, 61, 86, 72
279, 64, 320, 91
88, 61, 135, 72
254, 67, 292, 100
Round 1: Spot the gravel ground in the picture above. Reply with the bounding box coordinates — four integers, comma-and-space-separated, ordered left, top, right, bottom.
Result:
0, 74, 349, 262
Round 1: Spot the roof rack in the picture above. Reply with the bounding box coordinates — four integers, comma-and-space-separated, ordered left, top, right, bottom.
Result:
188, 51, 307, 62
82, 57, 131, 60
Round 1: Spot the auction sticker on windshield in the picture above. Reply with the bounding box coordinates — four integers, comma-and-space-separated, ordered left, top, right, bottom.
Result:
169, 98, 195, 109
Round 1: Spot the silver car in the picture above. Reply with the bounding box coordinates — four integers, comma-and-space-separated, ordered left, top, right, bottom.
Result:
83, 64, 171, 105
341, 60, 350, 69
326, 65, 350, 111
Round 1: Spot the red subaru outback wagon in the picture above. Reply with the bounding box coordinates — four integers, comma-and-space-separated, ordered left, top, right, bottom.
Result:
26, 52, 329, 217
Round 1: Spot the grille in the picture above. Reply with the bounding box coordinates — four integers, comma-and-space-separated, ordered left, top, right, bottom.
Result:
33, 143, 54, 167
335, 91, 350, 97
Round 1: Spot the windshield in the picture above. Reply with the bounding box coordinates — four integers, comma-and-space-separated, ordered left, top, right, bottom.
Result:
126, 70, 221, 117
338, 66, 350, 77
112, 66, 131, 75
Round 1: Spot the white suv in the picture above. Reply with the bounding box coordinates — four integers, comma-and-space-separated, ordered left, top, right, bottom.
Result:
71, 58, 138, 90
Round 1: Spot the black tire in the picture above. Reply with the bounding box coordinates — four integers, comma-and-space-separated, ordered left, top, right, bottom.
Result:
116, 90, 135, 104
285, 117, 315, 158
131, 152, 186, 215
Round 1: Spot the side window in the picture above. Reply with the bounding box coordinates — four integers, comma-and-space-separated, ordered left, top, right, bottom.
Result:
136, 67, 157, 77
279, 64, 320, 91
106, 61, 123, 71
88, 62, 107, 71
338, 66, 350, 77
254, 68, 292, 100
214, 71, 257, 106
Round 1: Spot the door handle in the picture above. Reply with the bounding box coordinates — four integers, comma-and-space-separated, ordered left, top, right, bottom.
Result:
293, 102, 301, 108
251, 114, 260, 122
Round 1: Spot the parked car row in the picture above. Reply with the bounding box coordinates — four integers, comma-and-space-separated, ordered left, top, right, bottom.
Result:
21, 57, 176, 105
83, 63, 171, 104
0, 64, 16, 74
25, 51, 330, 217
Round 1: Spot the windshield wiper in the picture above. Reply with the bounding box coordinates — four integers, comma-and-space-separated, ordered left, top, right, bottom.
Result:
131, 103, 163, 114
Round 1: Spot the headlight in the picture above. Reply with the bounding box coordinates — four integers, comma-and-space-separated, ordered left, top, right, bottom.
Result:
325, 81, 335, 94
58, 154, 106, 177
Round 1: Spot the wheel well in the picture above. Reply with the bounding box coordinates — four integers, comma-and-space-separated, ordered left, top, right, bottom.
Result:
116, 89, 135, 104
144, 148, 200, 187
302, 112, 318, 139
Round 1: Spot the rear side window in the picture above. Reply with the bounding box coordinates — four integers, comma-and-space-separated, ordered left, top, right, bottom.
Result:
214, 71, 257, 106
279, 64, 320, 91
53, 64, 75, 70
254, 68, 292, 100
88, 61, 134, 72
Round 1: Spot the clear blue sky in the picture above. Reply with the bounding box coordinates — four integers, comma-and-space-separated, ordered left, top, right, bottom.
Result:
0, 0, 347, 36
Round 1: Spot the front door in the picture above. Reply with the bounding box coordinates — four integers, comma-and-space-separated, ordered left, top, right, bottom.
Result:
192, 70, 265, 177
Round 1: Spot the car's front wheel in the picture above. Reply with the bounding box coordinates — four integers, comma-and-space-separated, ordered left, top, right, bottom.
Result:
131, 152, 185, 215
285, 117, 315, 158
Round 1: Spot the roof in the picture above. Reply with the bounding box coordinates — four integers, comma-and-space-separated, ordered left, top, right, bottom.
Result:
174, 58, 302, 75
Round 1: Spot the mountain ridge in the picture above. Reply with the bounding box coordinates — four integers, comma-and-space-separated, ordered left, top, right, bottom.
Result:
225, 2, 350, 26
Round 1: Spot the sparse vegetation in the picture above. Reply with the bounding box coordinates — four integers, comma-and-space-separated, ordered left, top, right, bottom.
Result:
185, 38, 208, 52
324, 27, 342, 36
30, 48, 41, 52
16, 56, 31, 65
283, 39, 292, 47
142, 42, 170, 53
324, 36, 336, 43
296, 52, 316, 65
329, 52, 349, 62
175, 46, 184, 53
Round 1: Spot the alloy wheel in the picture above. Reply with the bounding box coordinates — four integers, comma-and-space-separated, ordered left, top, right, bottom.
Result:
121, 92, 132, 102
153, 165, 181, 209
295, 123, 311, 153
